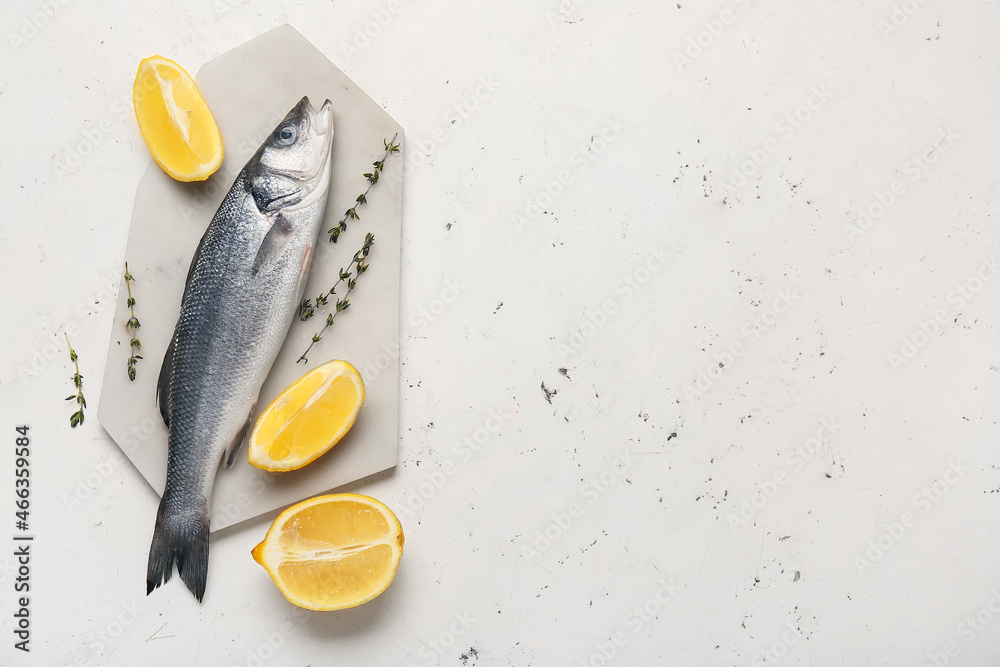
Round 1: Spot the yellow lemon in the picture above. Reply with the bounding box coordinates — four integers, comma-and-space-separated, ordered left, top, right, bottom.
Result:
248, 360, 364, 472
252, 494, 404, 611
133, 55, 223, 182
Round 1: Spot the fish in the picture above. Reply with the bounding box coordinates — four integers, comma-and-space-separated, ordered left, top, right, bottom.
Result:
146, 96, 335, 601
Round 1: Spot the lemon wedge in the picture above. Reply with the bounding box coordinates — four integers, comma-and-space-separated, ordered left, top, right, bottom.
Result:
248, 360, 365, 472
133, 55, 223, 182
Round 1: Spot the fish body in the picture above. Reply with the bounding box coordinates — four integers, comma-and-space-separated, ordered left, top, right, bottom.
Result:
147, 97, 335, 601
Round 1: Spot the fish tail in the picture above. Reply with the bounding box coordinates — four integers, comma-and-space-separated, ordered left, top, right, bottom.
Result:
146, 495, 210, 602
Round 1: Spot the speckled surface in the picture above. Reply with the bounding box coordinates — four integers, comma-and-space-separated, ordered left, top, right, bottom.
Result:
2, 1, 1000, 665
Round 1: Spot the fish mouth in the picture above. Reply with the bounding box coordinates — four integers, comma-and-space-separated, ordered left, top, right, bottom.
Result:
298, 96, 334, 137
298, 96, 334, 169
315, 99, 334, 137
262, 188, 303, 211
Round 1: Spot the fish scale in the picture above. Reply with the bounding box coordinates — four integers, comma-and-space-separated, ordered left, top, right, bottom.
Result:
146, 97, 335, 601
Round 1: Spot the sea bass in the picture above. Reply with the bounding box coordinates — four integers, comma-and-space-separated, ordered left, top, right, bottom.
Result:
147, 97, 335, 601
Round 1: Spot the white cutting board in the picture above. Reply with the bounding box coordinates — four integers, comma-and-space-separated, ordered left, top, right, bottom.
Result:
97, 24, 403, 532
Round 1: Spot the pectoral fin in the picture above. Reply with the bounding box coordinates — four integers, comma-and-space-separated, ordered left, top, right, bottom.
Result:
251, 214, 294, 277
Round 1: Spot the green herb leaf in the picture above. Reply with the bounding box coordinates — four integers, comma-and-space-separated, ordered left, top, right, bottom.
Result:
65, 333, 87, 426
124, 262, 142, 381
305, 137, 393, 360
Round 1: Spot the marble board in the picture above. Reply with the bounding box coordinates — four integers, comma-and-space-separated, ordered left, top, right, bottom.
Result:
96, 24, 404, 532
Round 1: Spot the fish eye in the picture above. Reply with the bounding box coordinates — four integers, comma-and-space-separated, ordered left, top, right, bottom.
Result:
275, 124, 298, 146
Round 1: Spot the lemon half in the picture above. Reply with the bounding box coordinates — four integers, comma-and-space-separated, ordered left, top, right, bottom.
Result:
252, 494, 404, 611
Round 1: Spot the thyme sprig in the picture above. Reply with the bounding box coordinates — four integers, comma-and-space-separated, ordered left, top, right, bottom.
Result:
327, 134, 400, 243
299, 232, 375, 321
297, 233, 375, 364
64, 334, 86, 427
124, 263, 142, 381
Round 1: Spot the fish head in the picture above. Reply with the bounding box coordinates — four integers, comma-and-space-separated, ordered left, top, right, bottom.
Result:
247, 96, 335, 214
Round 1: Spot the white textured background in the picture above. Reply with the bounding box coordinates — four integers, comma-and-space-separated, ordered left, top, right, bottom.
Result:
1, 1, 999, 665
